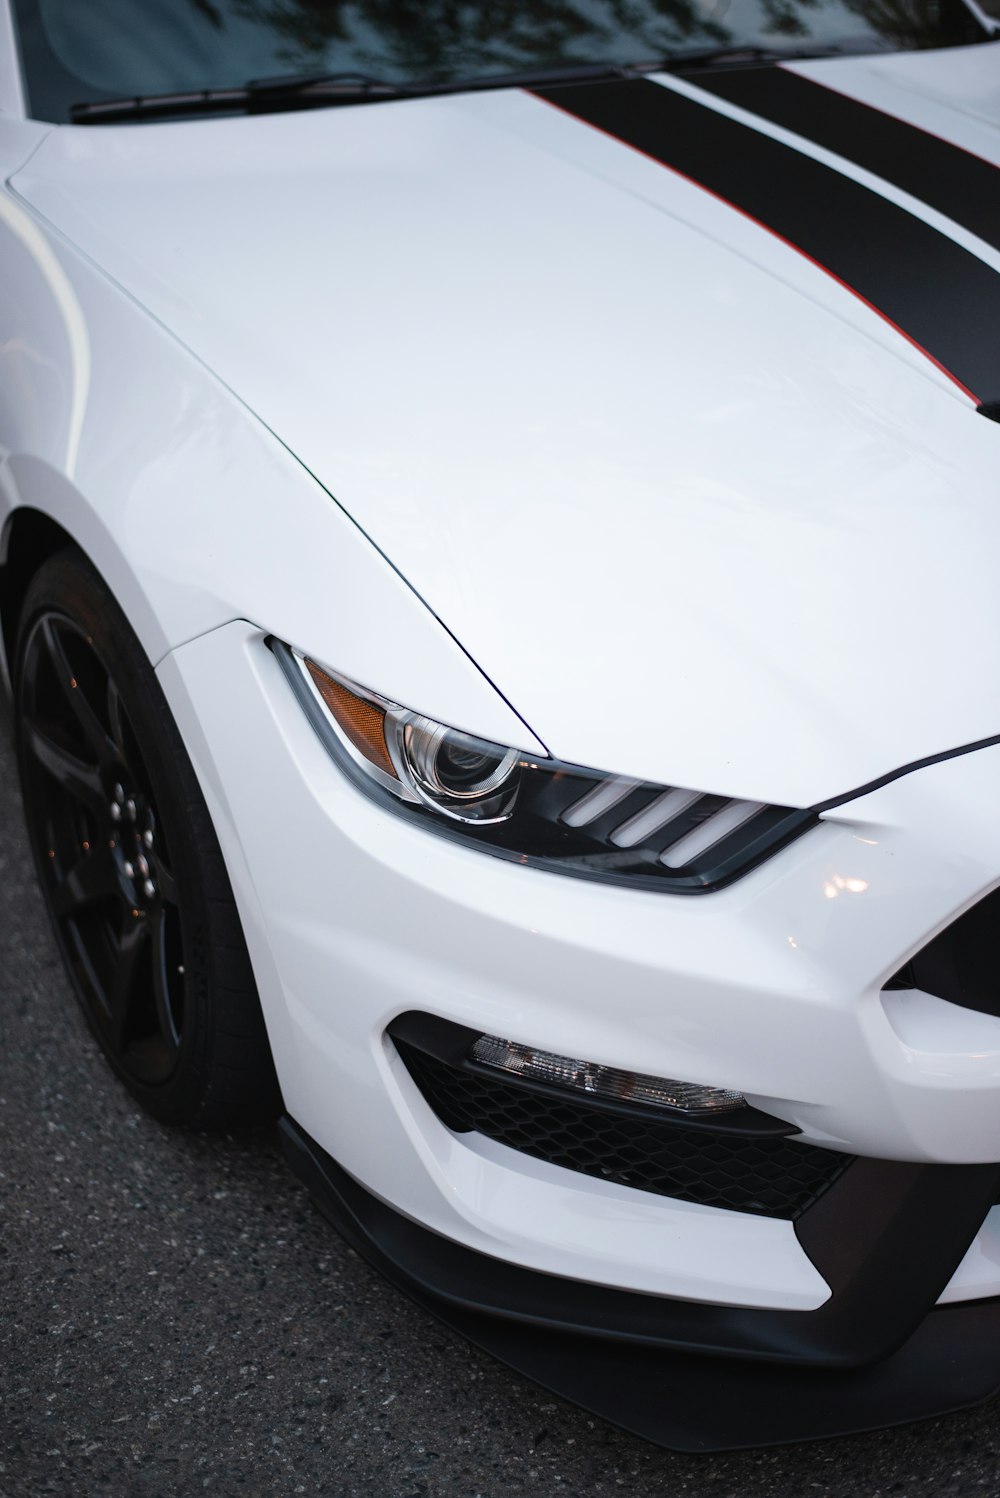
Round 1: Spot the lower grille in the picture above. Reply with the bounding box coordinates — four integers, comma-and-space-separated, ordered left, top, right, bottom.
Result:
396, 1041, 852, 1220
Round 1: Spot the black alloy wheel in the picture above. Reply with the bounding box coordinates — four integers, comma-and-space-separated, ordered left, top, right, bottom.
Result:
14, 548, 281, 1127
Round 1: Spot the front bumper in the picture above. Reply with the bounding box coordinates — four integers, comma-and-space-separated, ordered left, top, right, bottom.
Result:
158, 621, 1000, 1442
281, 1117, 1000, 1451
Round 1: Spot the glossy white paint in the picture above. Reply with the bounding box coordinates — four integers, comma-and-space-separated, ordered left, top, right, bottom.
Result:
10, 73, 1000, 807
0, 119, 49, 195
4, 22, 1000, 1319
0, 204, 542, 749
155, 622, 1000, 1305
388, 1081, 830, 1311
0, 2, 25, 119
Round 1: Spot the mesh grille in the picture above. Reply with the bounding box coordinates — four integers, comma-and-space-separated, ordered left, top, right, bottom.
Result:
397, 1043, 852, 1220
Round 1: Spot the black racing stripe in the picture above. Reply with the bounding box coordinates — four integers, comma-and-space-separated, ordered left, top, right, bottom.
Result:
692, 66, 1000, 253
531, 78, 1000, 403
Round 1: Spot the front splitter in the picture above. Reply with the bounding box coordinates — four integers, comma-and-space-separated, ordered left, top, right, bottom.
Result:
279, 1116, 1000, 1452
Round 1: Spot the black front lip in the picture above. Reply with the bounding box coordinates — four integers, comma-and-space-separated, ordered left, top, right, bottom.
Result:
279, 1117, 1000, 1451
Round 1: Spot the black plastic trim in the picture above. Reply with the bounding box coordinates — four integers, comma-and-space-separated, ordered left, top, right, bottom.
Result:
433, 1296, 1000, 1452
388, 1009, 799, 1138
279, 1116, 1000, 1372
882, 885, 1000, 1020
279, 1117, 1000, 1449
812, 731, 1000, 814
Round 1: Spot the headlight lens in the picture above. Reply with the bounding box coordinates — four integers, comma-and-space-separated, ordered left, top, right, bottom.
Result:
399, 716, 521, 816
301, 654, 521, 824
274, 643, 814, 893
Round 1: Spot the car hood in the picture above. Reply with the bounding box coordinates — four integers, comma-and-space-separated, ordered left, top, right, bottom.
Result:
12, 45, 1000, 807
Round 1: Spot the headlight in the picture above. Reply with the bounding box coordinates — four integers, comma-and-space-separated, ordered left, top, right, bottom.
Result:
397, 716, 521, 818
273, 643, 814, 893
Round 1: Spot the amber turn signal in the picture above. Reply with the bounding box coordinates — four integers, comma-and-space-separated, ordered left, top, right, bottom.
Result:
304, 660, 396, 778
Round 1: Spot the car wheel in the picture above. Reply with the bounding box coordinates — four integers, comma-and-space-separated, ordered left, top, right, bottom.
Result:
13, 548, 281, 1128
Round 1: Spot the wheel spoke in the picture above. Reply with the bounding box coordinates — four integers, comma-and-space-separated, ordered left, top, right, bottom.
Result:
40, 618, 121, 773
107, 914, 149, 1050
150, 906, 181, 1052
50, 845, 120, 919
154, 855, 179, 908
106, 677, 128, 760
21, 715, 106, 813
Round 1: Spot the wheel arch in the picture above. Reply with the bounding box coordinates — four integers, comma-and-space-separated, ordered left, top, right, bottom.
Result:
0, 478, 168, 703
0, 507, 81, 684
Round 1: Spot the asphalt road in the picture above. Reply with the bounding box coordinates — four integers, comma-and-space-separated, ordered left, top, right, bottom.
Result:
3, 692, 1000, 1498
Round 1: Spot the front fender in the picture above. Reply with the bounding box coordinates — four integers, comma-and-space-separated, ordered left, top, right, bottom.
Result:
0, 194, 542, 753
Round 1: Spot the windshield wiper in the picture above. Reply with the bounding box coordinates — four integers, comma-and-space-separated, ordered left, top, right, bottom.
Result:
69, 61, 633, 125
69, 47, 852, 125
248, 60, 636, 105
70, 75, 396, 124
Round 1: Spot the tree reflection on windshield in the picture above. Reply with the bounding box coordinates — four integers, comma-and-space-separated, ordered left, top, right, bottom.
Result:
224, 0, 976, 78
227, 0, 731, 78
21, 0, 988, 123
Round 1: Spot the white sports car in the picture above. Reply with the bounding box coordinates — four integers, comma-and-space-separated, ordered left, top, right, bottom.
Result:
3, 0, 1000, 1452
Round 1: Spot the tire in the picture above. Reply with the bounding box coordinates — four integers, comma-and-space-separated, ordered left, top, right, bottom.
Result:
13, 547, 282, 1128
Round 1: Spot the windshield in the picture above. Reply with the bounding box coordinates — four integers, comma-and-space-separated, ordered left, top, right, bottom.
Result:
13, 0, 990, 123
